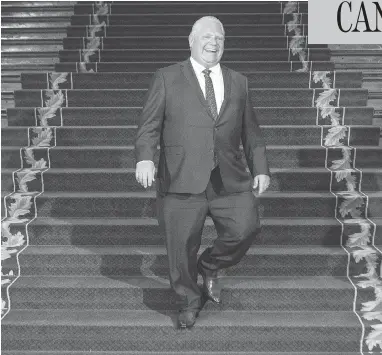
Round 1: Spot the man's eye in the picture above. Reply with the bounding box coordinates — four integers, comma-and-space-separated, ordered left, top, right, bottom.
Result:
203, 35, 224, 41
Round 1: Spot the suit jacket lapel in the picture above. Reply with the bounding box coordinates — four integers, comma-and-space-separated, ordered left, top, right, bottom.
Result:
181, 58, 214, 121
181, 58, 232, 124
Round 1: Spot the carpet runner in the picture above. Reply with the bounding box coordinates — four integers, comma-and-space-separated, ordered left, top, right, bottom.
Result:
1, 1, 382, 354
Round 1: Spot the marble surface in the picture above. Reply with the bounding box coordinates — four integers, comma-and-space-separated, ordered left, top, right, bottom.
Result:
329, 44, 382, 50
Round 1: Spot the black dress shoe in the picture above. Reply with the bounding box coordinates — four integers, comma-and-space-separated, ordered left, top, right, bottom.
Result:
177, 309, 199, 329
197, 264, 222, 304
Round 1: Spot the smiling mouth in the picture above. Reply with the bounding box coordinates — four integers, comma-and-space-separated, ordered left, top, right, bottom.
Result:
205, 49, 218, 53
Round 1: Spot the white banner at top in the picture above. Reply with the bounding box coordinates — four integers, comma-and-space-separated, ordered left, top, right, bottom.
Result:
308, 0, 382, 44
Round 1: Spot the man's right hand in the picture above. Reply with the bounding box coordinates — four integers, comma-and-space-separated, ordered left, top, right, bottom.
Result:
136, 160, 155, 188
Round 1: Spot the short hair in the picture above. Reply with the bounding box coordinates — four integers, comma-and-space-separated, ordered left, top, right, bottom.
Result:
189, 16, 225, 39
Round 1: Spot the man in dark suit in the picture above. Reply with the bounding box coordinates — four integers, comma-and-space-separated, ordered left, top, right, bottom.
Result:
135, 16, 270, 329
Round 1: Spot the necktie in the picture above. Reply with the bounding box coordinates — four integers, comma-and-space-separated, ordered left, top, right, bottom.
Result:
202, 69, 218, 121
202, 68, 218, 169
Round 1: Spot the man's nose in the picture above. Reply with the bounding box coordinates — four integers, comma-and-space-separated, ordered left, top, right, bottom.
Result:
209, 37, 218, 45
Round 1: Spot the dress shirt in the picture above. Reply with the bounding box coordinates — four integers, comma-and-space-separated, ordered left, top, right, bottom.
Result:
190, 56, 224, 114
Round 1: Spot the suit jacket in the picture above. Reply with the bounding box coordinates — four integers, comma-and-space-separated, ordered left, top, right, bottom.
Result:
135, 57, 270, 194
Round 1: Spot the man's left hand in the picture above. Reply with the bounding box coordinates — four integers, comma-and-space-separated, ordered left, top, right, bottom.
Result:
253, 174, 270, 194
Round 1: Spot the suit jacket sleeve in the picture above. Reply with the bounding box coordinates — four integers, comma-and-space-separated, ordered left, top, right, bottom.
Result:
134, 69, 165, 164
241, 76, 271, 177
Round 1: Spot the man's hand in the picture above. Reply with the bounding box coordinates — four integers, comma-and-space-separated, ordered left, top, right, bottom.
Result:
136, 160, 155, 188
253, 174, 270, 195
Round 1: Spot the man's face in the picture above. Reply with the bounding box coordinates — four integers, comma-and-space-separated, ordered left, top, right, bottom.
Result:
189, 20, 225, 68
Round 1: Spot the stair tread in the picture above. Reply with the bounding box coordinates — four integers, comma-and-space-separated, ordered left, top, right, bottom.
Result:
20, 216, 382, 225
2, 27, 69, 32
68, 12, 308, 15
75, 1, 285, 5
1, 6, 73, 10
3, 125, 378, 128
59, 48, 328, 52
17, 88, 366, 91
54, 60, 329, 63
2, 15, 72, 18
20, 245, 348, 256
10, 275, 354, 290
21, 70, 362, 74
26, 191, 382, 198
2, 354, 363, 355
63, 35, 301, 38
2, 39, 63, 43
7, 105, 373, 108
1, 23, 70, 28
1, 1, 75, 6
3, 215, 382, 230
2, 309, 359, 327
3, 144, 382, 149
64, 34, 296, 36
5, 23, 297, 27
4, 167, 382, 173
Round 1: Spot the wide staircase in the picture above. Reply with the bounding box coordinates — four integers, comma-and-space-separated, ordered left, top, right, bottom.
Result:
1, 1, 382, 354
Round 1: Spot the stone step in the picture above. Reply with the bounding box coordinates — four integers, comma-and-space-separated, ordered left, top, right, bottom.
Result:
1, 10, 74, 16
19, 70, 363, 90
5, 275, 364, 312
1, 16, 71, 25
3, 145, 381, 169
2, 190, 381, 219
1, 1, 75, 6
5, 166, 380, 193
1, 83, 21, 91
1, 21, 70, 28
0, 215, 380, 247
6, 107, 375, 127
0, 352, 363, 355
2, 39, 63, 46
2, 126, 380, 147
72, 2, 308, 15
69, 13, 309, 26
2, 55, 59, 66
2, 42, 63, 52
1, 63, 56, 73
57, 48, 331, 63
13, 88, 369, 107
3, 245, 353, 277
66, 24, 309, 37
2, 27, 68, 39
1, 309, 361, 352
62, 36, 325, 51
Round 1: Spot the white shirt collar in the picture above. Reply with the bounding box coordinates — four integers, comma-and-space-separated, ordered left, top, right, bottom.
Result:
190, 56, 221, 76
